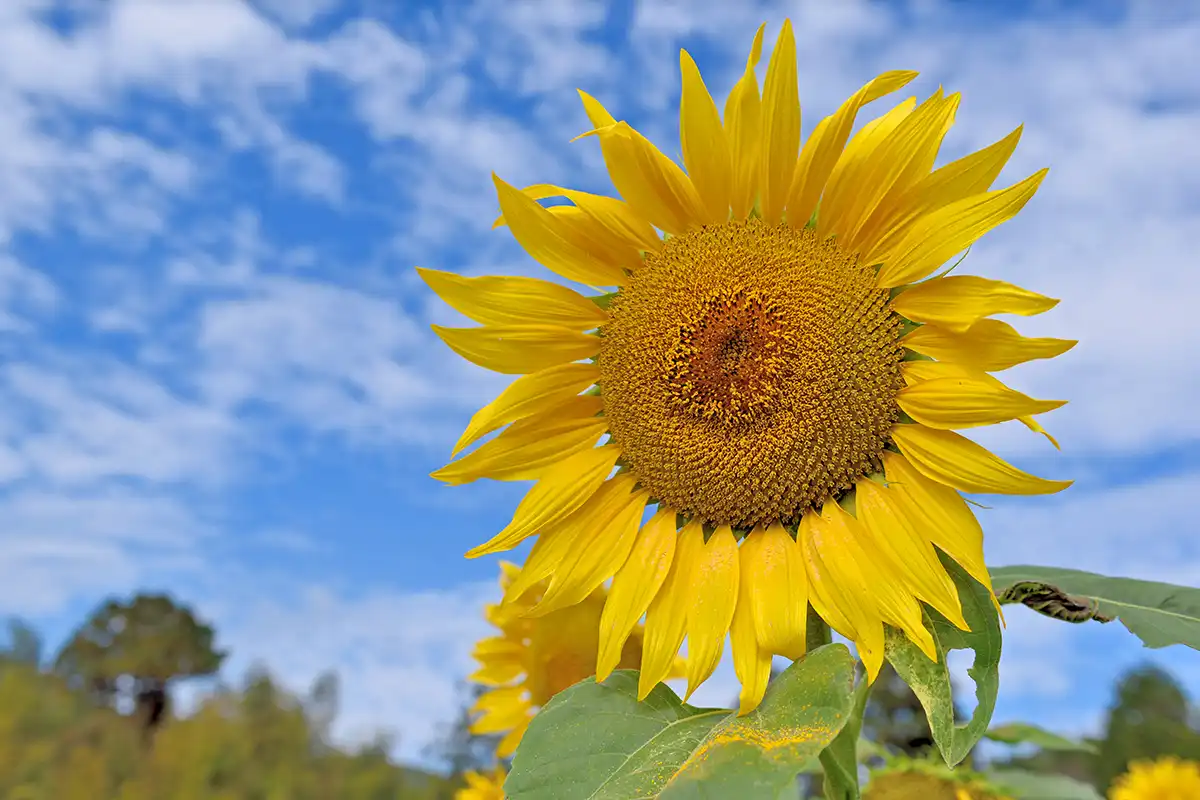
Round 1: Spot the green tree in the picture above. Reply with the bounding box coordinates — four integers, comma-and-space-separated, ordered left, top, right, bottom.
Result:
0, 610, 454, 798
1, 617, 44, 667
305, 669, 340, 753
424, 682, 504, 798
1094, 664, 1200, 791
53, 593, 227, 737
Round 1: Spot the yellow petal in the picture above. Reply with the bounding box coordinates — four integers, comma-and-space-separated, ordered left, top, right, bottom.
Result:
598, 507, 678, 682
902, 318, 1077, 372
881, 452, 990, 589
639, 519, 701, 699
679, 49, 732, 224
848, 92, 962, 252
723, 23, 765, 221
500, 512, 581, 603
493, 173, 627, 287
466, 445, 620, 557
902, 360, 1066, 441
875, 168, 1049, 287
897, 375, 1065, 430
730, 539, 772, 715
471, 635, 522, 659
453, 362, 600, 456
576, 92, 705, 235
469, 659, 523, 686
533, 481, 651, 616
417, 268, 609, 330
683, 525, 740, 699
495, 716, 529, 758
431, 323, 599, 375
892, 424, 1073, 495
820, 500, 937, 663
758, 19, 800, 225
865, 126, 1023, 261
739, 522, 807, 659
817, 95, 917, 240
546, 204, 644, 273
493, 183, 661, 254
1019, 415, 1061, 450
471, 684, 527, 718
833, 91, 962, 251
855, 478, 968, 630
785, 70, 918, 229
799, 511, 885, 681
901, 358, 982, 385
892, 275, 1058, 333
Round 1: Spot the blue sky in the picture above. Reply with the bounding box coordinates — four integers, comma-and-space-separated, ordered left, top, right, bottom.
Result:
1, 0, 1198, 766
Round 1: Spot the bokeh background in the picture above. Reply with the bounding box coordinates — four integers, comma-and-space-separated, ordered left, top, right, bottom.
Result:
1, 0, 1197, 784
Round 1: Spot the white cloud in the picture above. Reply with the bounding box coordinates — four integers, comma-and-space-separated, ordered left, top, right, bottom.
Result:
194, 274, 493, 446
983, 471, 1200, 585
254, 0, 342, 30
1, 357, 237, 486
202, 577, 497, 762
0, 486, 210, 615
0, 254, 57, 331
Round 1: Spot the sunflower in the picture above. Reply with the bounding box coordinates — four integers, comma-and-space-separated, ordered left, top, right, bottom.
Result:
424, 20, 1073, 715
468, 561, 680, 756
1109, 757, 1200, 800
456, 764, 506, 800
864, 757, 1012, 800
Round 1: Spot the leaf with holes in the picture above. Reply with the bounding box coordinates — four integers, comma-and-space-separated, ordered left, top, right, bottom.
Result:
504, 644, 857, 799
991, 565, 1200, 650
885, 553, 1002, 767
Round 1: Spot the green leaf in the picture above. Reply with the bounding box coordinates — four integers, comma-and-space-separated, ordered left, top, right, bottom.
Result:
990, 565, 1200, 650
818, 674, 870, 799
985, 722, 1097, 753
985, 768, 1103, 800
884, 553, 1002, 767
590, 291, 618, 310
505, 644, 857, 799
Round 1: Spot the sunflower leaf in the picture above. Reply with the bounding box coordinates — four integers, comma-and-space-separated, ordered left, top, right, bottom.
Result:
984, 721, 1097, 753
884, 553, 1002, 768
817, 671, 870, 800
504, 643, 857, 800
990, 565, 1200, 650
984, 768, 1103, 800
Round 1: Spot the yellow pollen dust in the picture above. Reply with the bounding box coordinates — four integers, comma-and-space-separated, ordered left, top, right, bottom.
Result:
598, 218, 904, 528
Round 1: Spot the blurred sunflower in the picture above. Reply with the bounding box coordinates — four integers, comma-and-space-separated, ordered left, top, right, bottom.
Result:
455, 764, 506, 800
1109, 756, 1200, 800
425, 19, 1073, 714
468, 562, 681, 756
865, 757, 1011, 800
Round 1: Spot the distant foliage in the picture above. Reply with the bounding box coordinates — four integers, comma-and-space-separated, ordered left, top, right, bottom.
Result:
0, 607, 455, 800
991, 662, 1200, 793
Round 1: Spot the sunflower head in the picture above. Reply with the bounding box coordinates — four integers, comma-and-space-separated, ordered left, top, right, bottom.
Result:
1109, 756, 1200, 800
865, 757, 1011, 800
455, 764, 506, 800
468, 561, 681, 757
428, 19, 1073, 716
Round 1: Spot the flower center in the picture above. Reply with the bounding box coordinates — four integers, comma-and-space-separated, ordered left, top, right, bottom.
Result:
598, 218, 904, 528
667, 288, 792, 424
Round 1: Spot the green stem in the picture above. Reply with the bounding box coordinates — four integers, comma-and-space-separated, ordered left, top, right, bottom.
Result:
806, 604, 832, 652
